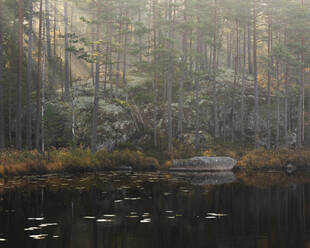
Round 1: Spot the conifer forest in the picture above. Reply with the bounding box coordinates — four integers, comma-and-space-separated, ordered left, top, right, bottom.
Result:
2, 1, 310, 247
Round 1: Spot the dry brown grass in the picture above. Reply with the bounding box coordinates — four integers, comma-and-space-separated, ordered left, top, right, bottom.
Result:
0, 148, 160, 177
238, 148, 310, 169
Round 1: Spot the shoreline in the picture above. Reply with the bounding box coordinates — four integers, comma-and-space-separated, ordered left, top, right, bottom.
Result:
1, 147, 310, 177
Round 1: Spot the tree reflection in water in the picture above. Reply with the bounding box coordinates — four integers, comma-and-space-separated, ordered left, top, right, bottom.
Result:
0, 172, 309, 248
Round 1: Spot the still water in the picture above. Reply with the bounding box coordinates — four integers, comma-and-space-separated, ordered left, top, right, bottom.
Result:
0, 171, 310, 248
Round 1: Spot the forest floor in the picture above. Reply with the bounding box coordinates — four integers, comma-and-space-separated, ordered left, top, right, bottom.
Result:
0, 145, 310, 177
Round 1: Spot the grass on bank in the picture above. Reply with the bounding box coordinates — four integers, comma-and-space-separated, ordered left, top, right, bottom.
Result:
0, 148, 160, 176
1, 144, 310, 177
237, 148, 310, 169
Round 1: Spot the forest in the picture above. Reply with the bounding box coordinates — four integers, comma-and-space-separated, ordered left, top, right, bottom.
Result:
3, 1, 310, 247
1, 0, 310, 173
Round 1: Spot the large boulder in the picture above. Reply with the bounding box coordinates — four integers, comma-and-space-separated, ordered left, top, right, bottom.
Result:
170, 156, 237, 171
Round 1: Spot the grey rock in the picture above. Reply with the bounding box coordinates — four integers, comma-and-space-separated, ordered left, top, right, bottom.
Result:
286, 163, 297, 174
170, 156, 237, 171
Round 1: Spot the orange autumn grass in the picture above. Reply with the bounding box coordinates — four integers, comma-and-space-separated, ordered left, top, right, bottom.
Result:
238, 148, 310, 169
0, 148, 160, 177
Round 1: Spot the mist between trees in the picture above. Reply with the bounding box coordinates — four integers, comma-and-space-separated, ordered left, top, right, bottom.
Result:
0, 0, 310, 155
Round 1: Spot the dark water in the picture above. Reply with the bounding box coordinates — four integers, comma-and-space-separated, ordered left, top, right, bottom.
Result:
0, 171, 310, 248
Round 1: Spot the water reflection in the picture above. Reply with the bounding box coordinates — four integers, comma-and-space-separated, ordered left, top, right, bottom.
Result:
0, 172, 309, 248
171, 171, 236, 185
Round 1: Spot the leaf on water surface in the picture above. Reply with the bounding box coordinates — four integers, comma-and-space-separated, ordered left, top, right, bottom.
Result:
83, 216, 96, 219
27, 217, 45, 221
39, 223, 58, 227
126, 215, 139, 218
97, 219, 113, 222
24, 227, 42, 231
29, 234, 48, 240
124, 197, 141, 201
140, 218, 151, 223
207, 213, 227, 217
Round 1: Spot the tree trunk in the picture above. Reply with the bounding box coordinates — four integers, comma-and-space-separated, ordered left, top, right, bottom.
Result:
297, 0, 305, 147
152, 0, 158, 147
231, 20, 238, 143
167, 0, 173, 152
26, 0, 33, 149
53, 1, 56, 57
267, 14, 272, 149
241, 26, 246, 138
91, 5, 101, 154
247, 24, 253, 75
64, 0, 70, 99
69, 4, 73, 88
16, 0, 23, 150
284, 64, 289, 147
253, 0, 259, 147
35, 0, 43, 151
213, 0, 219, 139
45, 0, 51, 60
194, 17, 201, 150
276, 58, 280, 148
116, 6, 122, 98
178, 0, 187, 138
123, 15, 129, 102
0, 6, 4, 149
108, 23, 113, 97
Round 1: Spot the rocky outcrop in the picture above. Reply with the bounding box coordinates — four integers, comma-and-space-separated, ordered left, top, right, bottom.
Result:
170, 156, 237, 171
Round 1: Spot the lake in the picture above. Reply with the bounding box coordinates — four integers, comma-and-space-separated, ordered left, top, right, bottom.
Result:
0, 171, 310, 248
